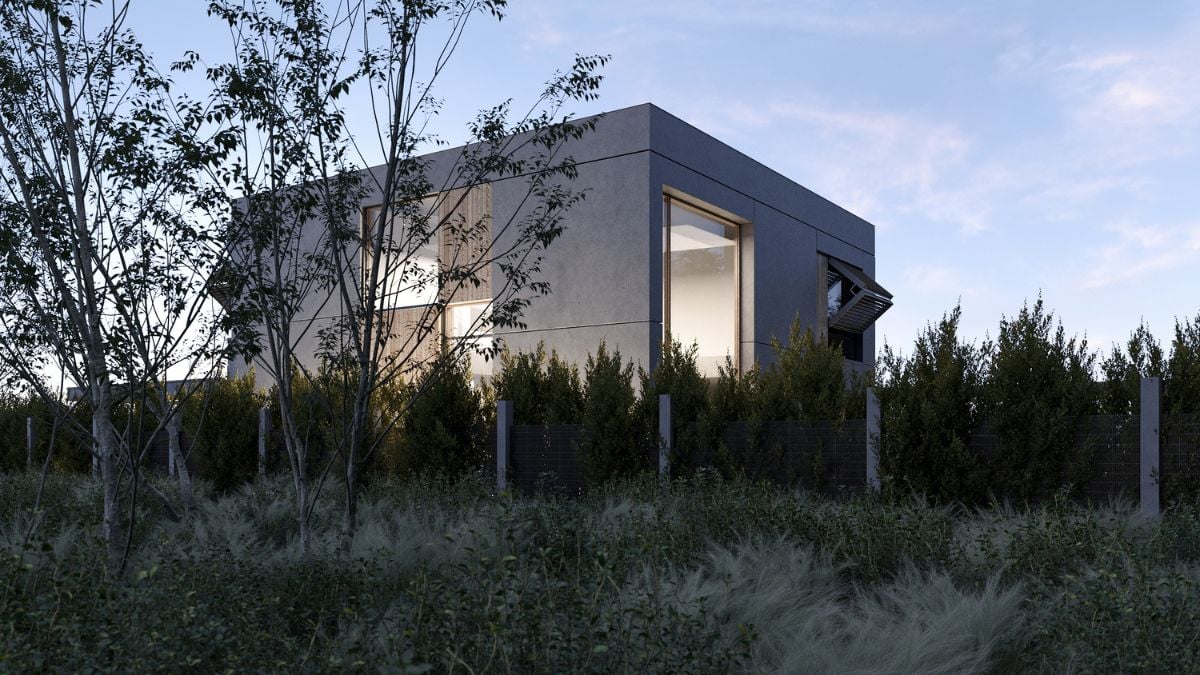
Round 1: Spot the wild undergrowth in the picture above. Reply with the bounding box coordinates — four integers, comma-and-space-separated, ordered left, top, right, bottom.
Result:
3, 470, 1200, 672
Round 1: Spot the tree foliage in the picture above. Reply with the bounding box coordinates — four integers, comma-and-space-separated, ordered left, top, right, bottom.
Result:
877, 305, 989, 504
581, 342, 639, 483
987, 297, 1098, 501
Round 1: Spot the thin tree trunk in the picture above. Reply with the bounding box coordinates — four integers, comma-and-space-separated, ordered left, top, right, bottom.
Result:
93, 378, 123, 574
278, 388, 311, 556
297, 469, 311, 556
168, 412, 194, 514
341, 431, 359, 554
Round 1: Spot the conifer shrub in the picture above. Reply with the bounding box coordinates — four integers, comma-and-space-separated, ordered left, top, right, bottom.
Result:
490, 342, 584, 424
1165, 312, 1200, 415
986, 297, 1099, 501
877, 305, 989, 504
0, 393, 89, 472
703, 357, 755, 478
1161, 313, 1200, 502
398, 352, 487, 479
755, 319, 852, 424
542, 348, 586, 424
580, 341, 639, 483
740, 319, 857, 486
363, 374, 415, 479
1098, 322, 1164, 416
635, 336, 709, 475
183, 372, 266, 492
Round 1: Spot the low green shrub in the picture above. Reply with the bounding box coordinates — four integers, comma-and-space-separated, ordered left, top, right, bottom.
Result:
183, 372, 266, 492
580, 342, 640, 483
397, 351, 487, 479
7, 471, 1200, 671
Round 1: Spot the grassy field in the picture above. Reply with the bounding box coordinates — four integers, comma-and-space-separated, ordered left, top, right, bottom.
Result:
3, 471, 1200, 672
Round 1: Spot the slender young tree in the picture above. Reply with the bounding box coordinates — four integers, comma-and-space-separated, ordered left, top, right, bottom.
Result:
0, 0, 233, 571
333, 0, 605, 546
211, 0, 607, 551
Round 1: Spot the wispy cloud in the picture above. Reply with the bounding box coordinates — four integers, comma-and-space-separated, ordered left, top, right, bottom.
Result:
1057, 52, 1135, 72
646, 0, 957, 38
1081, 222, 1200, 290
681, 96, 982, 233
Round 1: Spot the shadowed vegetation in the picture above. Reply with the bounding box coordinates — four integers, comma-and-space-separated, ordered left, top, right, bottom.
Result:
5, 471, 1200, 672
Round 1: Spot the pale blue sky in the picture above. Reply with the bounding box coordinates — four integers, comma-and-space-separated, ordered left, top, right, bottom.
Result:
136, 1, 1200, 357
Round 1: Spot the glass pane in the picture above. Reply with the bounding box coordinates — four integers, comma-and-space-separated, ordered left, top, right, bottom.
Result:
446, 301, 493, 385
827, 277, 843, 318
446, 302, 487, 338
668, 201, 737, 377
364, 197, 439, 309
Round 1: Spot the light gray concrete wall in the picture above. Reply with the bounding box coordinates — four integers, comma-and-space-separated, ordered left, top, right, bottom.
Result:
230, 102, 883, 384
491, 148, 654, 370
647, 106, 874, 256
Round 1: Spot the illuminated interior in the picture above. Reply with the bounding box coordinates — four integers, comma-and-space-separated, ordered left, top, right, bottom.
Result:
664, 196, 739, 377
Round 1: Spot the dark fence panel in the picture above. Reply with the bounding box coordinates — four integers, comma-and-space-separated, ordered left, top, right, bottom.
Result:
510, 424, 587, 494
966, 415, 1141, 502
708, 420, 866, 495
1079, 414, 1140, 502
505, 420, 868, 496
1162, 413, 1200, 498
143, 427, 194, 474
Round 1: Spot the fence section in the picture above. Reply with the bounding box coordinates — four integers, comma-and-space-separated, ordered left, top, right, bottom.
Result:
1162, 413, 1200, 495
509, 424, 588, 494
499, 417, 870, 497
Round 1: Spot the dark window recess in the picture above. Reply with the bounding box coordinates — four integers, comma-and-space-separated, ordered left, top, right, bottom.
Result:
829, 328, 864, 362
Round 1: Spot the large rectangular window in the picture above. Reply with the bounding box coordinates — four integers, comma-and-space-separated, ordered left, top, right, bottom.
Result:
664, 195, 739, 377
362, 196, 439, 310
365, 188, 495, 384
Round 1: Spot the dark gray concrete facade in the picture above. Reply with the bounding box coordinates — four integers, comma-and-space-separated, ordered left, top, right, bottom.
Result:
229, 103, 882, 382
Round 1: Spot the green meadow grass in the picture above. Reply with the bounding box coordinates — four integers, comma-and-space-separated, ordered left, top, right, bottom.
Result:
3, 470, 1199, 672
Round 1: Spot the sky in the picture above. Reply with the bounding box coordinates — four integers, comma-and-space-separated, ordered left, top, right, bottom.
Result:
134, 0, 1200, 358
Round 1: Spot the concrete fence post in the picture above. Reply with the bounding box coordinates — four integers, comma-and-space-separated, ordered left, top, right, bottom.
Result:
258, 406, 270, 480
865, 387, 881, 493
497, 400, 513, 492
1140, 376, 1162, 517
91, 416, 99, 480
658, 394, 671, 482
26, 416, 33, 472
167, 416, 177, 477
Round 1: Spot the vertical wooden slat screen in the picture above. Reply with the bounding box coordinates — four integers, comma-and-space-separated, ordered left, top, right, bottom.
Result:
384, 305, 441, 366
438, 184, 493, 304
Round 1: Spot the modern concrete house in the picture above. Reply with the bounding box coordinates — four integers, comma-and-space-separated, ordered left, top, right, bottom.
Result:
228, 103, 891, 383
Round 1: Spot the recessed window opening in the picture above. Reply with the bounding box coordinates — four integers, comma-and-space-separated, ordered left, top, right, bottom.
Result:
362, 196, 440, 310
663, 194, 740, 378
445, 299, 493, 387
822, 255, 893, 363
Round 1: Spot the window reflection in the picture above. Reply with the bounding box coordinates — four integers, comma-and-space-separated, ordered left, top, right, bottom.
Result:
363, 197, 439, 310
665, 198, 738, 377
445, 300, 493, 386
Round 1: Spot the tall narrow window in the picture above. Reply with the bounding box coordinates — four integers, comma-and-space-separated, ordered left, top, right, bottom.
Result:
664, 195, 739, 377
444, 300, 494, 387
